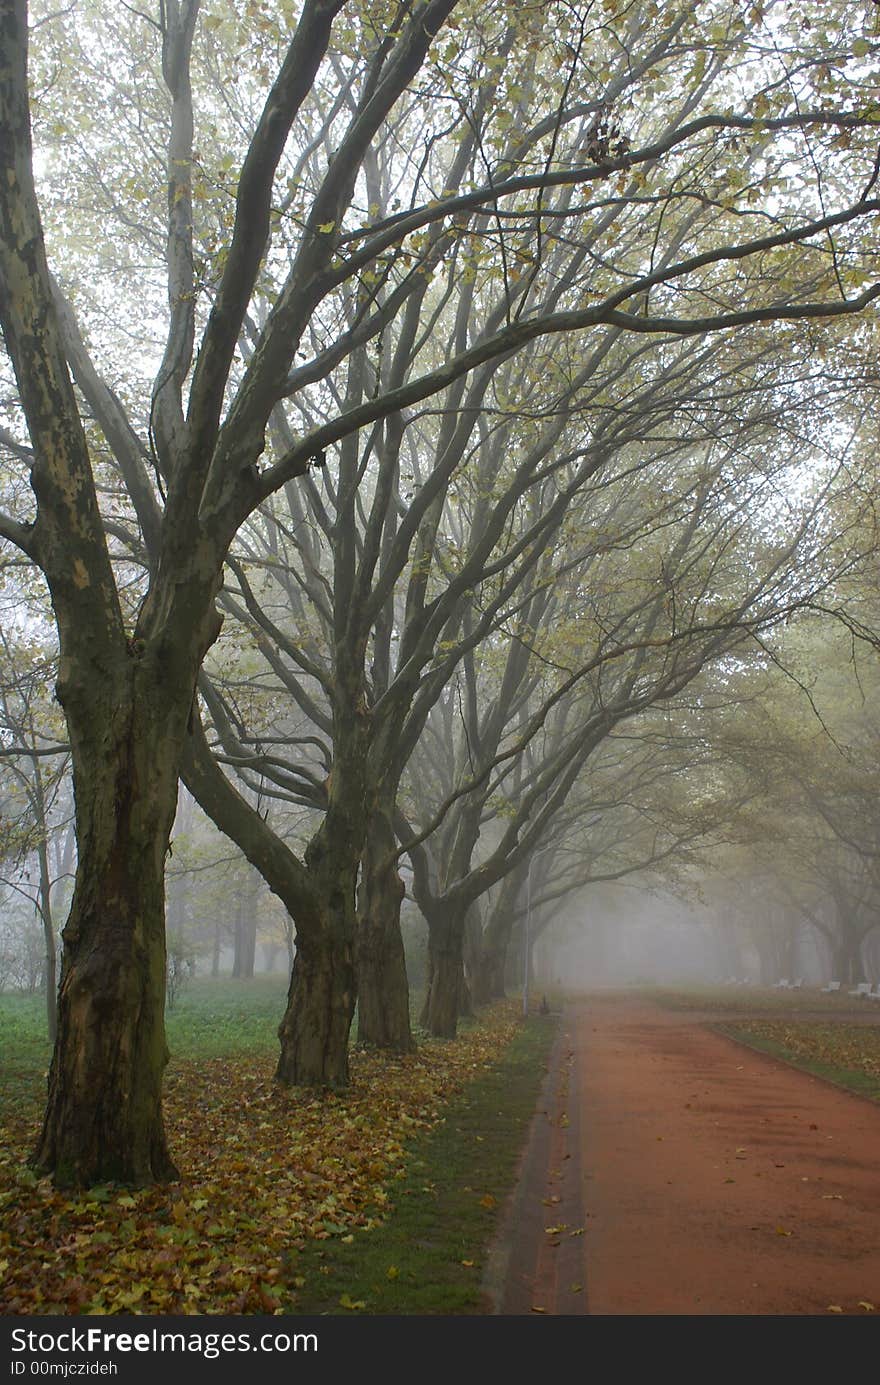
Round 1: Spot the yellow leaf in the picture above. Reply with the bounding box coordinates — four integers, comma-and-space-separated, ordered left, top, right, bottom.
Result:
530, 1305, 546, 1313
479, 1194, 496, 1208
317, 222, 336, 234
460, 1259, 474, 1268
858, 1301, 875, 1312
775, 1227, 792, 1236
339, 1294, 366, 1310
386, 1266, 399, 1280
827, 1305, 843, 1313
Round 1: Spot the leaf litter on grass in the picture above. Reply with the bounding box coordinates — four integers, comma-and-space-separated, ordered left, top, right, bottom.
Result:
726, 1021, 880, 1090
0, 1001, 521, 1315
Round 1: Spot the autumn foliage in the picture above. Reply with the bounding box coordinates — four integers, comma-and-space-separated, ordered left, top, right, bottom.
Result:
0, 1001, 521, 1315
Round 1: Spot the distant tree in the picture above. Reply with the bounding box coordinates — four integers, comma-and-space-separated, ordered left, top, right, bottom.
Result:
0, 628, 71, 1037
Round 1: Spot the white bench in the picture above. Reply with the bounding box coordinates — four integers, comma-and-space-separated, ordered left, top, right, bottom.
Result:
848, 982, 871, 998
820, 980, 841, 993
772, 979, 791, 990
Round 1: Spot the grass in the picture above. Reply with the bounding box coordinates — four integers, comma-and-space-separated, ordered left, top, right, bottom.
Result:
0, 974, 291, 1079
283, 1012, 558, 1315
165, 974, 291, 1059
639, 983, 880, 1105
0, 978, 558, 1315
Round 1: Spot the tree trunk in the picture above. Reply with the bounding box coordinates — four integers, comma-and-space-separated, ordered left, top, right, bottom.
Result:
32, 670, 185, 1187
833, 935, 865, 985
211, 922, 222, 977
420, 909, 466, 1038
275, 904, 356, 1087
459, 905, 481, 1015
275, 699, 367, 1085
356, 809, 413, 1052
472, 929, 509, 1004
232, 873, 257, 979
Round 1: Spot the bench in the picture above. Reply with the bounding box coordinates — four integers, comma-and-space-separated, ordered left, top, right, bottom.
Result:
820, 980, 841, 993
848, 982, 872, 998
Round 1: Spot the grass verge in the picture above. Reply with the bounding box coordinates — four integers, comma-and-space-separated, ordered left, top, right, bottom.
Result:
284, 1012, 559, 1315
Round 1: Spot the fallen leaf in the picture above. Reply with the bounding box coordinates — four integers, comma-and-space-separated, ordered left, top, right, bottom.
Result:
827, 1305, 843, 1314
530, 1306, 546, 1313
775, 1227, 792, 1236
479, 1194, 496, 1209
339, 1294, 366, 1310
858, 1301, 875, 1312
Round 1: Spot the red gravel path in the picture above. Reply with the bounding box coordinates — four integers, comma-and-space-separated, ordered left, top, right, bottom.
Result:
486, 995, 880, 1316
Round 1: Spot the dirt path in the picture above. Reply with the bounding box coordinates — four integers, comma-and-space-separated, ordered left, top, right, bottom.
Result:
486, 995, 880, 1316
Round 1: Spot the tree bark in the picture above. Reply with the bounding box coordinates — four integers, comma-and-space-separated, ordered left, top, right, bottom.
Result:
473, 865, 526, 1003
32, 663, 187, 1186
275, 916, 356, 1087
420, 907, 466, 1039
274, 687, 368, 1085
472, 928, 510, 1004
356, 808, 413, 1051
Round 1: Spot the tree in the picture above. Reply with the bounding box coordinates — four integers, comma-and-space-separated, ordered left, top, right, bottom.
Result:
2, 0, 880, 1183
